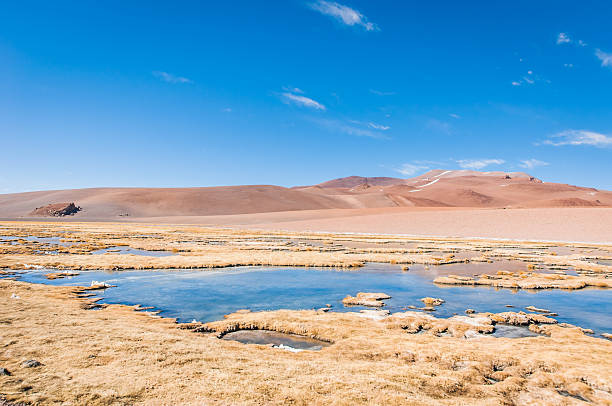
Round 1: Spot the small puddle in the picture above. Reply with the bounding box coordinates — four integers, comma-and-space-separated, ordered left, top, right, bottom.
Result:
91, 246, 176, 257
1, 236, 78, 247
221, 330, 330, 352
491, 324, 540, 338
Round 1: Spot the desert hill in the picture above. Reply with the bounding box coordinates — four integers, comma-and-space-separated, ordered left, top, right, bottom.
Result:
0, 170, 610, 219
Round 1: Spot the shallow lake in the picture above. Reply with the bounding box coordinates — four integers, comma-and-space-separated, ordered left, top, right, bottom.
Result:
12, 264, 612, 335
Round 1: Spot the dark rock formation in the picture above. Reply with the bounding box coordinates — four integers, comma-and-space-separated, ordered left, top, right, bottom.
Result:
30, 202, 81, 217
21, 359, 42, 368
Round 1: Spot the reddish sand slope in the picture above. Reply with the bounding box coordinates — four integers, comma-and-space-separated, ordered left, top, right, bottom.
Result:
129, 207, 612, 243
0, 169, 610, 219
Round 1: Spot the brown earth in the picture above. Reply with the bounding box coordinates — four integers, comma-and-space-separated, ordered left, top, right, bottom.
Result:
1, 170, 610, 220
29, 202, 80, 217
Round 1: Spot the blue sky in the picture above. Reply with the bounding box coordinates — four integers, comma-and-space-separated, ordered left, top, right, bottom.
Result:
1, 0, 611, 193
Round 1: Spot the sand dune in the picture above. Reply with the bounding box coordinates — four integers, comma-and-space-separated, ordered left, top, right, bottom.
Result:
0, 170, 610, 221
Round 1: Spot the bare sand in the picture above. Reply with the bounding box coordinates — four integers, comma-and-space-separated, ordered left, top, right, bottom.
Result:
129, 207, 612, 243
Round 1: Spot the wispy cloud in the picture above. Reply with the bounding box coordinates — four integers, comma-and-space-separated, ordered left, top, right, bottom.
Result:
519, 159, 549, 169
283, 86, 304, 94
395, 163, 429, 176
426, 119, 451, 135
511, 70, 548, 87
368, 122, 390, 131
152, 71, 193, 84
557, 32, 571, 45
369, 89, 395, 96
222, 108, 232, 113
312, 118, 387, 139
596, 49, 612, 68
281, 92, 326, 110
449, 113, 460, 119
543, 130, 612, 147
556, 33, 587, 47
456, 159, 505, 170
309, 1, 378, 31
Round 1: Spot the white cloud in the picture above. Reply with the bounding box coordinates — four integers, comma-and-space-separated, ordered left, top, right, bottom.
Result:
395, 163, 429, 176
557, 32, 587, 47
596, 49, 612, 68
557, 32, 571, 45
512, 70, 547, 87
312, 118, 386, 139
309, 1, 378, 31
519, 159, 549, 169
283, 86, 304, 94
152, 71, 193, 84
543, 130, 612, 147
281, 92, 326, 110
426, 119, 451, 134
368, 122, 390, 131
369, 89, 395, 96
564, 63, 574, 68
449, 113, 460, 119
456, 159, 505, 170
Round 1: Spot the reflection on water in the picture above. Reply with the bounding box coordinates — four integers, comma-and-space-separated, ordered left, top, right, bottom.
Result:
91, 246, 176, 257
13, 264, 612, 335
491, 325, 540, 338
222, 330, 330, 351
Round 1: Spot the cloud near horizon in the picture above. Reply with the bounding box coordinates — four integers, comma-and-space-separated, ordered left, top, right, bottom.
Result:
152, 71, 193, 84
309, 1, 378, 31
520, 159, 549, 169
456, 159, 505, 170
395, 163, 430, 176
543, 130, 612, 147
281, 92, 326, 110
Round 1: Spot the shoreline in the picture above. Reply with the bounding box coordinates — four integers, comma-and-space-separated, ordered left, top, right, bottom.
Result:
7, 265, 612, 337
1, 221, 612, 404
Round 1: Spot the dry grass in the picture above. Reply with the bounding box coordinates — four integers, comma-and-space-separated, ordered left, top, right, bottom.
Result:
342, 292, 390, 307
1, 222, 611, 280
434, 272, 612, 290
1, 280, 611, 405
1, 221, 611, 403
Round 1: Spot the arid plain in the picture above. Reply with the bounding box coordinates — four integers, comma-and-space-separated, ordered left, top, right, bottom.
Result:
1, 170, 612, 405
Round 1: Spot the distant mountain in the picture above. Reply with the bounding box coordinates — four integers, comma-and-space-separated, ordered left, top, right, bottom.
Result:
0, 170, 609, 219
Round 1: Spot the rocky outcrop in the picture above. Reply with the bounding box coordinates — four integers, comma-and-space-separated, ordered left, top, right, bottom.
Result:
30, 202, 81, 217
342, 292, 391, 307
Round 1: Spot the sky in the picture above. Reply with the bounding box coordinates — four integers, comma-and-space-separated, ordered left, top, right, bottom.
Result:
1, 0, 612, 193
